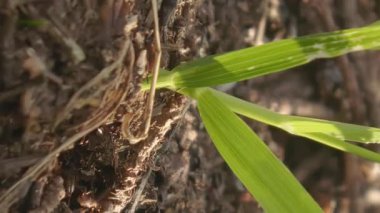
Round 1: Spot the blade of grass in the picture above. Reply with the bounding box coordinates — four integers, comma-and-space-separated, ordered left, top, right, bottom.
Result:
298, 132, 380, 163
203, 88, 380, 162
185, 87, 322, 213
142, 23, 380, 90
278, 117, 380, 144
18, 19, 47, 27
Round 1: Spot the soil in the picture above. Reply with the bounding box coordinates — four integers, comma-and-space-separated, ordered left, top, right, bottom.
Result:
1, 0, 380, 212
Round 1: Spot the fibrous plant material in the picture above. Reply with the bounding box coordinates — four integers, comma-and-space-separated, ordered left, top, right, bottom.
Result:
0, 20, 135, 212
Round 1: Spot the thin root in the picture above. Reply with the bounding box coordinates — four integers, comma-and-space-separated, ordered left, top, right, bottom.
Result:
122, 0, 162, 144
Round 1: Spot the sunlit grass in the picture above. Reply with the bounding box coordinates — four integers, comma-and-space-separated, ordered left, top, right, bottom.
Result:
141, 23, 380, 212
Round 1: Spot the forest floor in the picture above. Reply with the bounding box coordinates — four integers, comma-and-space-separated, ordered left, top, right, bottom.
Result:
1, 0, 380, 212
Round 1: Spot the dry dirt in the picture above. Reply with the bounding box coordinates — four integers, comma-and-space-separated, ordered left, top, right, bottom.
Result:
1, 0, 380, 212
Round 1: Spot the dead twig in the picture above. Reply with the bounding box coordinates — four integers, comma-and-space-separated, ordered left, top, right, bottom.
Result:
310, 0, 365, 122
122, 0, 162, 144
0, 155, 42, 178
255, 0, 268, 46
53, 16, 138, 128
129, 169, 152, 213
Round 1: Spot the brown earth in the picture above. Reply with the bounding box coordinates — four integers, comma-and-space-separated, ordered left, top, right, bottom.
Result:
1, 0, 380, 212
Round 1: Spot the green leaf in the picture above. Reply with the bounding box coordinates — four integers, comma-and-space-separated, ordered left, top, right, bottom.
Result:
186, 87, 322, 213
298, 132, 380, 163
279, 117, 380, 144
208, 88, 380, 162
18, 19, 47, 28
150, 23, 380, 89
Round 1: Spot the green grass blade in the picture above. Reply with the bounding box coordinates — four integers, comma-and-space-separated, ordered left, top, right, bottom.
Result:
18, 19, 47, 28
279, 117, 380, 144
298, 133, 380, 163
151, 23, 380, 89
207, 88, 380, 162
186, 87, 322, 213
